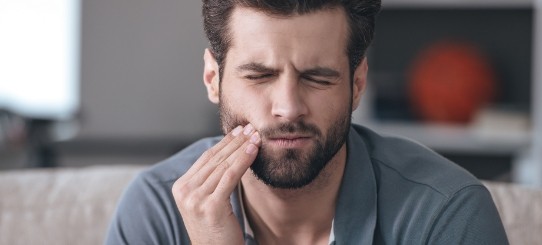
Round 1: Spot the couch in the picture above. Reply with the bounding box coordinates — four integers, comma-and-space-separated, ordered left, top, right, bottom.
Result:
0, 165, 541, 245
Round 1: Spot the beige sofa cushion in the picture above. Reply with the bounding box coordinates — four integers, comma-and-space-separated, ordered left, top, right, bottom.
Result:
0, 165, 145, 245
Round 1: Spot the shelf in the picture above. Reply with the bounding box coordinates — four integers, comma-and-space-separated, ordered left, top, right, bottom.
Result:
364, 0, 542, 184
361, 122, 531, 155
383, 0, 533, 9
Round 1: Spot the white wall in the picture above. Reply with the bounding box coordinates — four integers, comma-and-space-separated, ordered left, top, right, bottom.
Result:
79, 0, 220, 140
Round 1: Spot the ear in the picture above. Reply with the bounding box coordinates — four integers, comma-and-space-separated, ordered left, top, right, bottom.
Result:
351, 57, 368, 111
203, 48, 220, 104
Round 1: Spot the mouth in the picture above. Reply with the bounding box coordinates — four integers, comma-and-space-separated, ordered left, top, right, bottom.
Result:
266, 135, 312, 148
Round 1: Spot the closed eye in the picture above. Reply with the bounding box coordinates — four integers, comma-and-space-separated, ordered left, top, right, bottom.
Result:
300, 67, 340, 86
245, 74, 274, 80
302, 76, 332, 85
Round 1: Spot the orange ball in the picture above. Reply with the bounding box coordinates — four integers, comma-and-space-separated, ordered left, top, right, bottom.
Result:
409, 41, 497, 124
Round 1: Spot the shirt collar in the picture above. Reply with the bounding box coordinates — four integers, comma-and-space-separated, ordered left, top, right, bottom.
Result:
332, 126, 378, 244
238, 184, 255, 240
237, 183, 336, 244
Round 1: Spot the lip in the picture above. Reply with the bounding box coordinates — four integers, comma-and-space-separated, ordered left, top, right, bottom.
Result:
266, 135, 312, 148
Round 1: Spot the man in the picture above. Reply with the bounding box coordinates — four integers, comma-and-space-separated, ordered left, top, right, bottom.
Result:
106, 0, 509, 244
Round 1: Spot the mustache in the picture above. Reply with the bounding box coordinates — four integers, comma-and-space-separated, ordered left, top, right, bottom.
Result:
258, 122, 321, 138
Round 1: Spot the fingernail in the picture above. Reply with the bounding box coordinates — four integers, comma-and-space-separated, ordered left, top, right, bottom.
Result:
232, 126, 243, 136
243, 124, 254, 135
250, 132, 260, 144
246, 144, 258, 154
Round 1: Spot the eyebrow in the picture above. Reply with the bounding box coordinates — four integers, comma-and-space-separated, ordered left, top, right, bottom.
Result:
302, 67, 341, 78
236, 62, 278, 74
236, 62, 340, 78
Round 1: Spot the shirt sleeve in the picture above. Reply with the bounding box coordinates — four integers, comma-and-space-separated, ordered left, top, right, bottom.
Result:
426, 185, 509, 245
104, 173, 189, 245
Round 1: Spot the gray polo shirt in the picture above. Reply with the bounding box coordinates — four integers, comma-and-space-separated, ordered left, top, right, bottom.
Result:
105, 124, 509, 244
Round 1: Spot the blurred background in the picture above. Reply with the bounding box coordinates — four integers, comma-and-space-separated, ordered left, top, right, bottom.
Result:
1, 0, 220, 169
1, 0, 541, 186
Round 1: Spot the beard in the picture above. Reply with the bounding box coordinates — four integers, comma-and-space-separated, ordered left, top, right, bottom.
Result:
219, 95, 352, 189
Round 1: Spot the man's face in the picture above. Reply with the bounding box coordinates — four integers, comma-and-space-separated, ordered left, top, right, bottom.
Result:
206, 7, 366, 189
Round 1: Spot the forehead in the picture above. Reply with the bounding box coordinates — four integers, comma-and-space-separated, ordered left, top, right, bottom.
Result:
226, 7, 350, 69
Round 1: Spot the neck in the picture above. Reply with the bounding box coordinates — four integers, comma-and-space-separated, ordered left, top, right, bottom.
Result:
240, 144, 347, 245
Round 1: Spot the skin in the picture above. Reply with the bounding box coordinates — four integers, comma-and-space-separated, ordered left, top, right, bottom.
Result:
172, 6, 368, 245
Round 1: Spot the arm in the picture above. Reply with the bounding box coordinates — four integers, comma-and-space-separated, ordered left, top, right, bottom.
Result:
105, 173, 188, 245
426, 185, 509, 245
105, 124, 260, 245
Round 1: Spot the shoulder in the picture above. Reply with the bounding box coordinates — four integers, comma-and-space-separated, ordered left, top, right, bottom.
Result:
350, 125, 507, 243
138, 136, 222, 184
105, 136, 221, 245
351, 124, 482, 198
126, 136, 221, 201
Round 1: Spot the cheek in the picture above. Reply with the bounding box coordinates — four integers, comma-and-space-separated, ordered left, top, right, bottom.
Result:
244, 94, 269, 125
223, 85, 268, 123
307, 89, 351, 129
311, 99, 338, 123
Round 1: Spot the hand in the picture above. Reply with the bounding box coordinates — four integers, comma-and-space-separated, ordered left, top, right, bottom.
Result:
172, 124, 261, 245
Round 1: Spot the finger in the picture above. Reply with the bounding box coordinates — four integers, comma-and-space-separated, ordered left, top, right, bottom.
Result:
213, 134, 261, 200
185, 124, 256, 188
182, 125, 244, 179
200, 131, 261, 194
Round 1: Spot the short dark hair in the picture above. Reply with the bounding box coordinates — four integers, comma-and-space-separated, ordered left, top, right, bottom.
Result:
202, 0, 381, 77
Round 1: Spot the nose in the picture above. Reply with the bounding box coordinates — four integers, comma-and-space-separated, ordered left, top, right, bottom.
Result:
270, 75, 308, 121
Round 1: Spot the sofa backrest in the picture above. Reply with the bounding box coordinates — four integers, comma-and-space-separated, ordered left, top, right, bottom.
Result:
1, 165, 541, 245
484, 181, 542, 245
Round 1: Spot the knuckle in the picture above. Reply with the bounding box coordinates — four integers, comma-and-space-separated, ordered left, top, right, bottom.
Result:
214, 161, 227, 174
183, 194, 205, 214
211, 155, 223, 165
171, 180, 180, 193
206, 196, 221, 208
204, 199, 222, 216
205, 150, 228, 165
201, 149, 216, 160
221, 159, 232, 168
172, 184, 189, 202
177, 184, 190, 197
184, 197, 198, 210
211, 154, 229, 167
221, 170, 237, 184
224, 132, 235, 141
